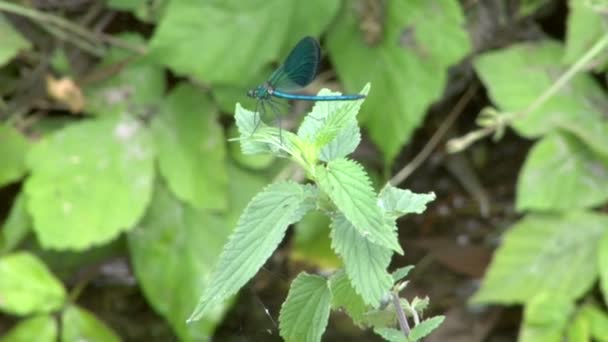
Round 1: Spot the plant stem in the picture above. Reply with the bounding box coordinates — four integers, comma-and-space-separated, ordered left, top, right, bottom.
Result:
0, 1, 147, 54
392, 292, 411, 337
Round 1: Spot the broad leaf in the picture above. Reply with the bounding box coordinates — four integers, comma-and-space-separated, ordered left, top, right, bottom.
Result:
0, 315, 57, 342
379, 186, 436, 220
329, 270, 367, 323
327, 0, 471, 162
0, 252, 65, 315
564, 0, 608, 67
473, 212, 608, 304
86, 34, 165, 117
0, 193, 30, 254
0, 124, 29, 187
128, 182, 230, 341
279, 273, 332, 342
517, 133, 608, 211
518, 293, 573, 342
188, 182, 317, 322
409, 316, 445, 341
474, 40, 608, 158
0, 14, 30, 66
316, 158, 401, 252
153, 84, 228, 211
150, 0, 338, 86
25, 116, 155, 250
61, 305, 120, 342
330, 214, 393, 308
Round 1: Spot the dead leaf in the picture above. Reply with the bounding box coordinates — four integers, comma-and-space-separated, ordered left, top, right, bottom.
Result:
46, 75, 85, 113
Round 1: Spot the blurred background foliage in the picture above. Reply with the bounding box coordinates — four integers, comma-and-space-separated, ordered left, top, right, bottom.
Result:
0, 0, 608, 341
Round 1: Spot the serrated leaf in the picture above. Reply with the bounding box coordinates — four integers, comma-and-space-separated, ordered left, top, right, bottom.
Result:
0, 315, 57, 342
24, 116, 155, 250
374, 327, 407, 342
317, 158, 401, 252
128, 182, 231, 341
0, 124, 30, 187
149, 0, 338, 86
188, 182, 317, 322
153, 84, 228, 211
564, 0, 608, 67
379, 186, 435, 220
0, 193, 30, 255
61, 305, 119, 342
518, 293, 573, 342
0, 14, 31, 66
329, 270, 367, 323
297, 85, 369, 160
85, 34, 164, 117
474, 40, 608, 158
517, 133, 608, 211
327, 0, 471, 163
0, 252, 65, 315
330, 214, 393, 308
392, 266, 415, 283
408, 316, 445, 341
279, 273, 332, 342
473, 212, 608, 304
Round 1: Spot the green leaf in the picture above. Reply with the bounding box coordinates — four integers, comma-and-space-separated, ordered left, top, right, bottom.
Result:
0, 252, 65, 315
599, 232, 608, 305
0, 124, 29, 187
61, 305, 120, 342
0, 315, 57, 342
316, 158, 401, 253
392, 266, 415, 283
297, 85, 369, 160
408, 316, 445, 341
567, 309, 591, 342
228, 126, 275, 170
24, 116, 155, 250
85, 34, 164, 117
517, 133, 608, 211
379, 186, 435, 220
188, 182, 317, 322
153, 84, 228, 211
0, 14, 31, 66
473, 212, 608, 304
327, 0, 471, 163
330, 214, 393, 308
128, 182, 230, 341
0, 193, 30, 255
293, 212, 341, 269
579, 304, 608, 342
374, 327, 407, 342
279, 273, 332, 342
149, 0, 338, 86
474, 40, 608, 158
564, 0, 608, 67
518, 293, 574, 342
329, 270, 367, 324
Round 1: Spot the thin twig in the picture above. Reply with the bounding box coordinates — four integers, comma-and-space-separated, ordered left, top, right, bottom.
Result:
390, 83, 477, 186
392, 292, 411, 337
0, 1, 147, 54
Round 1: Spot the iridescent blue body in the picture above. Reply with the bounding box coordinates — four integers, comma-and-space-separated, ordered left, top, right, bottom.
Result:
247, 37, 365, 125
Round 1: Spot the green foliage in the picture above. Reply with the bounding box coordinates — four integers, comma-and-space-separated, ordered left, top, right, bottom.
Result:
0, 252, 65, 315
473, 212, 608, 304
407, 316, 446, 341
24, 115, 155, 250
0, 14, 30, 66
0, 194, 30, 255
61, 305, 120, 342
0, 124, 29, 187
0, 315, 57, 342
152, 84, 228, 211
279, 273, 332, 342
327, 0, 471, 163
518, 293, 574, 342
564, 0, 608, 67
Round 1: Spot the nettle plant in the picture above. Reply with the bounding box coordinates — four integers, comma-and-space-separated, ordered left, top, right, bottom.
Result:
187, 84, 442, 341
